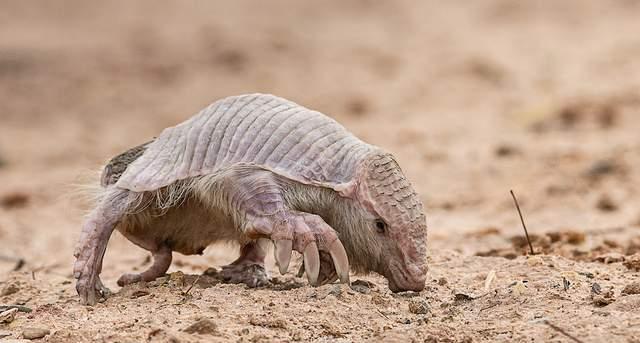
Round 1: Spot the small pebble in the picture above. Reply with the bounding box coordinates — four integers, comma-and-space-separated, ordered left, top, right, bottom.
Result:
512, 280, 529, 296
350, 279, 374, 294
169, 271, 185, 287
623, 254, 640, 271
22, 327, 50, 340
494, 144, 520, 157
408, 298, 429, 314
0, 283, 20, 297
622, 282, 640, 295
454, 293, 474, 301
0, 308, 18, 323
526, 256, 544, 266
562, 277, 571, 291
585, 160, 622, 180
0, 192, 30, 209
183, 318, 217, 335
130, 290, 150, 299
592, 295, 615, 307
596, 195, 618, 212
592, 283, 602, 295
594, 252, 625, 264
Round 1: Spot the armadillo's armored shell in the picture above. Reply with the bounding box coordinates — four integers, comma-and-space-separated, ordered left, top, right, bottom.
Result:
116, 94, 376, 192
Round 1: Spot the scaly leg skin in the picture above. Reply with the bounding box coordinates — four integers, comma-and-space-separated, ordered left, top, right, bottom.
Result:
73, 189, 132, 305
226, 168, 350, 286
117, 245, 173, 286
220, 240, 269, 287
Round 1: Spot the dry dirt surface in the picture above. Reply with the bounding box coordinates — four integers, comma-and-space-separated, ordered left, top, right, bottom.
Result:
1, 1, 640, 342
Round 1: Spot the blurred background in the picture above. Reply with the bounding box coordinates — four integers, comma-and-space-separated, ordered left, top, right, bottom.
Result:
1, 0, 640, 304
2, 1, 640, 341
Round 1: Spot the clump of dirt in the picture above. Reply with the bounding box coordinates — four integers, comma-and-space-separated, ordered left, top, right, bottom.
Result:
622, 282, 640, 295
477, 229, 585, 259
183, 318, 218, 335
596, 194, 619, 212
531, 97, 625, 132
0, 192, 30, 210
478, 230, 640, 269
623, 254, 640, 271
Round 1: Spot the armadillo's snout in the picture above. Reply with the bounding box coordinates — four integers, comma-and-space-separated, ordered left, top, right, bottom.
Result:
387, 272, 425, 292
405, 264, 427, 291
387, 260, 427, 292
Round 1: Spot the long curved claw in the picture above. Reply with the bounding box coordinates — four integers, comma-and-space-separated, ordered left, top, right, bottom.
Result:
328, 240, 350, 284
274, 240, 293, 275
303, 242, 320, 286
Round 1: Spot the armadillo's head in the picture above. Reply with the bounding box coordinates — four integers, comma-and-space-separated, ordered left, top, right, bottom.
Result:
342, 151, 428, 292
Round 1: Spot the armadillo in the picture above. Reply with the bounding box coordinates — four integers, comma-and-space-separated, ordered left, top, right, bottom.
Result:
73, 93, 427, 305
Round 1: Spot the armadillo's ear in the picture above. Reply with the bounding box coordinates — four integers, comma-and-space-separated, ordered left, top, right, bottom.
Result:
333, 181, 358, 199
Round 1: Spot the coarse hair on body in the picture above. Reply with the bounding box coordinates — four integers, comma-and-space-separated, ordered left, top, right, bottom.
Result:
93, 165, 382, 274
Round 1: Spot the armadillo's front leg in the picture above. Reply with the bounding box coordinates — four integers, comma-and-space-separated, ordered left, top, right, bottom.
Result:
228, 169, 350, 286
270, 212, 350, 285
73, 189, 132, 305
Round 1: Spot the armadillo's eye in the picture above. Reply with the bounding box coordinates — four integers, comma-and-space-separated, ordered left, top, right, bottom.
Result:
375, 220, 387, 234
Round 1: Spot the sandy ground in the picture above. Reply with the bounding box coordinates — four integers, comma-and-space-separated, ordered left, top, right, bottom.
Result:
1, 1, 640, 342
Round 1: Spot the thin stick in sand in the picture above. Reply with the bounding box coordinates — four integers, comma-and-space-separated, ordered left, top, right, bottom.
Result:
510, 190, 535, 255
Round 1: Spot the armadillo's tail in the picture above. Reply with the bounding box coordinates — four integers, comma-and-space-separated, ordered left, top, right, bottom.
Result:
101, 140, 153, 187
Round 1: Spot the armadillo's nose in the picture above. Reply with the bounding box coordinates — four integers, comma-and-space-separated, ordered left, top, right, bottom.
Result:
398, 256, 427, 292
405, 267, 426, 292
407, 263, 427, 282
402, 250, 428, 288
389, 275, 425, 292
406, 281, 426, 292
388, 261, 427, 292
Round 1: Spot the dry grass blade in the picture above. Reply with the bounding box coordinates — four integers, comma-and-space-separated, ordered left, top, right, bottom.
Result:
183, 275, 201, 296
510, 190, 535, 255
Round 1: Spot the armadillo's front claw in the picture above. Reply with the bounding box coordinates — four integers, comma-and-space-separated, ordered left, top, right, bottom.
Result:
75, 274, 109, 305
303, 242, 320, 286
307, 252, 340, 286
328, 240, 350, 284
274, 240, 293, 275
267, 212, 350, 287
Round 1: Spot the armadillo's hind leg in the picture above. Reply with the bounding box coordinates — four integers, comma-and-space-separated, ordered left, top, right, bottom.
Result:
73, 188, 135, 305
220, 239, 269, 287
117, 244, 172, 286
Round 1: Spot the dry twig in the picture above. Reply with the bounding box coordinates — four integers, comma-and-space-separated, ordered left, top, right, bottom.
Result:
510, 190, 535, 255
375, 308, 389, 320
183, 275, 201, 296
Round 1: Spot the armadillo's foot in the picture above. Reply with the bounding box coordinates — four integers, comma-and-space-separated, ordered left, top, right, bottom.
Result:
220, 241, 269, 287
74, 221, 113, 305
117, 245, 172, 287
270, 212, 350, 287
73, 189, 131, 305
220, 263, 269, 287
74, 242, 113, 305
75, 273, 111, 305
